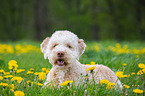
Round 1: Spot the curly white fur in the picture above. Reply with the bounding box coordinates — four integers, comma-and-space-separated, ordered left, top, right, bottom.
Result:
40, 30, 122, 88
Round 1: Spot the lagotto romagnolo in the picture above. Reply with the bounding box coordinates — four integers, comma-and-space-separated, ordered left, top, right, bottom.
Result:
40, 30, 122, 88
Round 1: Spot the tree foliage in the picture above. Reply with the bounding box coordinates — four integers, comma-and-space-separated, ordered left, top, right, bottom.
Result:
0, 0, 145, 41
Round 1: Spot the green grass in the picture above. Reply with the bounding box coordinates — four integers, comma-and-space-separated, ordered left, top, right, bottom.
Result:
0, 40, 145, 96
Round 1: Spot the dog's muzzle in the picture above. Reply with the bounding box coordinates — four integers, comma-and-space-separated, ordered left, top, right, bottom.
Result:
55, 51, 67, 66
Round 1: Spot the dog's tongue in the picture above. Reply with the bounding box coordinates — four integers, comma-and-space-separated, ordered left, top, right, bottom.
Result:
57, 60, 64, 65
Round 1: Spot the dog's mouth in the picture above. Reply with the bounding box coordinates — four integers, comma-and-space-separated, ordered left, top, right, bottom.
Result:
55, 59, 66, 66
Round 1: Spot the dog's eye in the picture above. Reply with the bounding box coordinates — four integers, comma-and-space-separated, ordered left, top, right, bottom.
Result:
67, 45, 72, 48
53, 44, 58, 48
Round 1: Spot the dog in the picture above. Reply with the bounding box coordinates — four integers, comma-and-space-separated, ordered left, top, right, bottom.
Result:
40, 30, 122, 88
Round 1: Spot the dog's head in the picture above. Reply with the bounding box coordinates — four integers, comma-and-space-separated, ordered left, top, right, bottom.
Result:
40, 30, 86, 68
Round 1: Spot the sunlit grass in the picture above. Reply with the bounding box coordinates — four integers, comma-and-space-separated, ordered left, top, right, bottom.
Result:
0, 41, 145, 95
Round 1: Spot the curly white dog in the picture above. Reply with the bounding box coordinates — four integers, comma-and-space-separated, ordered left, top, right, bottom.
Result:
41, 30, 122, 88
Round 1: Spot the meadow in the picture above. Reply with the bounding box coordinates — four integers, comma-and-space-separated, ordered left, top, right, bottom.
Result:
0, 40, 145, 96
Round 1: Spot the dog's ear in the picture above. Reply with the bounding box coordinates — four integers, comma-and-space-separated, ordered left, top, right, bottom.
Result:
40, 37, 50, 59
78, 39, 86, 57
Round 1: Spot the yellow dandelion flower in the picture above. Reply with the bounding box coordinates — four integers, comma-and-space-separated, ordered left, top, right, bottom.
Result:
86, 66, 96, 71
31, 82, 35, 84
39, 72, 46, 80
30, 68, 34, 71
46, 70, 50, 74
45, 68, 50, 74
100, 79, 110, 84
0, 76, 3, 80
123, 63, 127, 66
10, 89, 14, 92
138, 63, 145, 69
14, 90, 25, 96
42, 68, 46, 71
27, 71, 33, 74
116, 71, 123, 78
37, 83, 43, 86
11, 77, 18, 81
11, 76, 23, 83
106, 83, 115, 89
141, 48, 145, 54
131, 72, 135, 75
47, 68, 51, 71
133, 89, 143, 94
123, 45, 128, 49
142, 68, 145, 73
0, 69, 5, 74
95, 45, 100, 51
118, 49, 124, 54
136, 55, 139, 58
112, 47, 117, 52
6, 45, 14, 54
84, 76, 87, 79
17, 78, 23, 83
9, 66, 13, 70
8, 60, 17, 65
60, 80, 73, 86
27, 80, 30, 84
90, 62, 95, 65
4, 72, 10, 75
122, 75, 128, 78
132, 48, 140, 54
4, 75, 13, 78
13, 63, 18, 68
10, 84, 14, 89
137, 70, 143, 75
17, 69, 25, 73
124, 85, 130, 89
85, 64, 90, 66
34, 72, 40, 75
15, 44, 22, 51
0, 82, 9, 87
115, 43, 121, 49
8, 60, 18, 70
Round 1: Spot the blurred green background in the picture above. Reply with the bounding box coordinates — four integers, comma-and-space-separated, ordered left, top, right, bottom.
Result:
0, 0, 145, 41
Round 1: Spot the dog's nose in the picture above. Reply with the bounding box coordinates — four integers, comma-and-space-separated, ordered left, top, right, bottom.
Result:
57, 51, 65, 57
